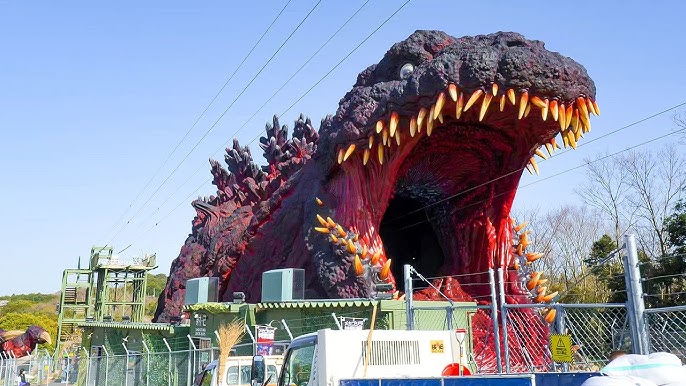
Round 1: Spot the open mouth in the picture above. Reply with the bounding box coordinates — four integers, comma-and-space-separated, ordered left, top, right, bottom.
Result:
314, 83, 598, 306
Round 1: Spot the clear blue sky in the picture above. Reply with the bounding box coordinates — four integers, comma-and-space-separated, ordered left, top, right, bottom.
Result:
1, 1, 684, 295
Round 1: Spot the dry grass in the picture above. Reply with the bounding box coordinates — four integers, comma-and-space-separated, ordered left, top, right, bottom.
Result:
217, 321, 246, 386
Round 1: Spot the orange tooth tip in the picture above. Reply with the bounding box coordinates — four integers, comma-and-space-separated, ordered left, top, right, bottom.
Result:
315, 227, 330, 234
447, 84, 458, 102
379, 259, 392, 280
371, 251, 381, 265
376, 120, 384, 134
565, 104, 573, 128
531, 96, 546, 109
353, 233, 359, 242
343, 144, 355, 161
545, 143, 554, 156
417, 107, 427, 130
347, 239, 357, 254
377, 143, 384, 165
514, 221, 529, 232
337, 148, 344, 164
479, 93, 493, 121
535, 148, 548, 160
577, 97, 589, 116
336, 224, 346, 238
491, 83, 498, 96
330, 234, 338, 243
456, 92, 464, 119
524, 104, 531, 118
354, 255, 364, 276
434, 92, 446, 119
542, 291, 558, 302
409, 116, 417, 137
550, 100, 559, 121
518, 91, 529, 119
464, 89, 483, 112
326, 217, 336, 228
363, 149, 370, 165
529, 158, 539, 175
558, 103, 566, 131
586, 98, 596, 115
536, 285, 547, 294
526, 252, 544, 262
544, 309, 556, 324
427, 106, 435, 136
592, 100, 600, 115
513, 261, 520, 270
516, 242, 524, 255
389, 111, 399, 137
368, 135, 374, 149
316, 214, 328, 227
361, 244, 368, 259
381, 128, 388, 145
499, 95, 506, 112
525, 164, 533, 175
315, 197, 323, 206
507, 88, 516, 105
551, 137, 561, 149
395, 130, 401, 146
520, 232, 530, 247
562, 131, 570, 148
527, 272, 541, 290
437, 111, 444, 124
541, 99, 549, 121
567, 130, 577, 149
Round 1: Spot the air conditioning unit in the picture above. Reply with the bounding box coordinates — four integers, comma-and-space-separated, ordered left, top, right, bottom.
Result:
261, 269, 305, 302
184, 277, 219, 305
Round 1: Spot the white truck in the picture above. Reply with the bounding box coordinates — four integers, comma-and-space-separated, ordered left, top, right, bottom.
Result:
267, 329, 471, 386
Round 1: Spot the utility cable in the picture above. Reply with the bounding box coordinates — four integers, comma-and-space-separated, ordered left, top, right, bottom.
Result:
105, 0, 322, 248
99, 0, 293, 246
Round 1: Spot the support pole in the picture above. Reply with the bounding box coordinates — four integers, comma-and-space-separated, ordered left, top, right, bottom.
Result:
163, 338, 172, 386
281, 319, 294, 340
404, 264, 414, 330
122, 343, 130, 386
331, 313, 343, 330
489, 268, 503, 373
102, 346, 110, 386
497, 268, 511, 373
142, 341, 150, 386
623, 234, 649, 354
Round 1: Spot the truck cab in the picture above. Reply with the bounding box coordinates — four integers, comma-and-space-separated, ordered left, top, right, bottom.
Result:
275, 329, 470, 386
195, 355, 283, 386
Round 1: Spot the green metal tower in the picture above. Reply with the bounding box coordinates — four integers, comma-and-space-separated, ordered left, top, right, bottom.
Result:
56, 246, 157, 354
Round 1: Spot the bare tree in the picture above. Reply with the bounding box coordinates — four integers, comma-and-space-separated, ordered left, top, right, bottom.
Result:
576, 154, 635, 248
513, 204, 610, 302
618, 146, 686, 257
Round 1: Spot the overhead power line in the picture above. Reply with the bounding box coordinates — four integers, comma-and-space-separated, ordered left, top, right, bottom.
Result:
100, 0, 293, 246
104, 0, 322, 248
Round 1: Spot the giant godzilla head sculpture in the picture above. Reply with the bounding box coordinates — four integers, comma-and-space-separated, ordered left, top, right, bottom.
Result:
156, 30, 597, 369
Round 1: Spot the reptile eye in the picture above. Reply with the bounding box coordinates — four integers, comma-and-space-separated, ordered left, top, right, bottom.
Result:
399, 63, 414, 79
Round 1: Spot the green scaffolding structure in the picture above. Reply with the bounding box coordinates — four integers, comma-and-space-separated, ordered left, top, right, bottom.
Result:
56, 246, 157, 354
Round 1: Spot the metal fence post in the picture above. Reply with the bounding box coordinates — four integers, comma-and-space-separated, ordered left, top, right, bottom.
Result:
497, 268, 511, 373
142, 340, 150, 386
122, 342, 130, 386
163, 338, 172, 386
331, 313, 343, 329
82, 347, 90, 386
281, 319, 294, 340
404, 264, 415, 330
188, 334, 197, 386
623, 234, 649, 354
555, 305, 569, 371
102, 345, 110, 386
488, 269, 503, 373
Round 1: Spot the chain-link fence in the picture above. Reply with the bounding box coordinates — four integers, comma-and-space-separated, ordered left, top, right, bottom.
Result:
0, 349, 54, 386
645, 305, 686, 363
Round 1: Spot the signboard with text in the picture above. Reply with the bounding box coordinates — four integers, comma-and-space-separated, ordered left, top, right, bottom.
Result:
256, 325, 277, 355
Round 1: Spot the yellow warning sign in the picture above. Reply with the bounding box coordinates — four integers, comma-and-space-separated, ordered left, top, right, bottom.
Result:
430, 340, 445, 353
550, 334, 573, 363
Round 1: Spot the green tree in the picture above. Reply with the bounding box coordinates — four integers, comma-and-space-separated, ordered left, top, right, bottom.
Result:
146, 273, 168, 297
642, 200, 686, 307
586, 234, 626, 303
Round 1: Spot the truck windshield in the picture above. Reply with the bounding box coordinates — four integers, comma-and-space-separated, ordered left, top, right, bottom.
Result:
280, 343, 315, 386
